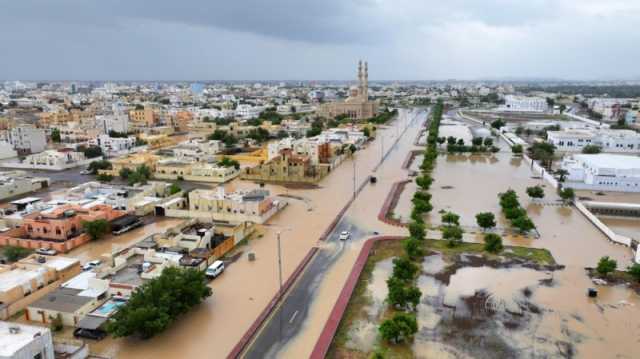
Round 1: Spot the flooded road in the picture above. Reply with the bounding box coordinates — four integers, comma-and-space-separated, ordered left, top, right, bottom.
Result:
94, 109, 422, 358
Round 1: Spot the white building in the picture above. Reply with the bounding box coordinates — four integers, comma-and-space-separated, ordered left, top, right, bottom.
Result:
7, 126, 46, 154
547, 129, 640, 153
88, 134, 137, 157
2, 150, 95, 171
96, 113, 129, 134
562, 154, 640, 192
0, 170, 50, 200
0, 140, 18, 159
0, 322, 54, 359
502, 95, 547, 112
235, 104, 263, 120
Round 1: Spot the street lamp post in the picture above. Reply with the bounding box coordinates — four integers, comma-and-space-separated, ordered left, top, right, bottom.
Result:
277, 231, 283, 340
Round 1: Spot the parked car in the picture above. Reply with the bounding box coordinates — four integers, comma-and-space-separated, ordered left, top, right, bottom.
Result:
73, 328, 106, 340
205, 260, 225, 279
339, 231, 351, 241
82, 260, 102, 271
80, 169, 91, 175
35, 248, 58, 256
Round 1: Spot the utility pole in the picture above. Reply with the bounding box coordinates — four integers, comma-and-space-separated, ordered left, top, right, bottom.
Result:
277, 231, 283, 341
352, 152, 356, 200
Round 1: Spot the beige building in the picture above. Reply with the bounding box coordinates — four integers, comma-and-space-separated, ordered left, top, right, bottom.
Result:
0, 255, 81, 320
99, 152, 159, 177
318, 60, 378, 120
154, 159, 239, 183
241, 148, 331, 184
128, 106, 156, 127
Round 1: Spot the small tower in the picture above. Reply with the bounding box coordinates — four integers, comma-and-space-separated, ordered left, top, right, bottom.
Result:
363, 61, 369, 100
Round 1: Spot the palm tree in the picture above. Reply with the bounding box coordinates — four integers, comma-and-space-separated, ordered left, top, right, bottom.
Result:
555, 169, 569, 182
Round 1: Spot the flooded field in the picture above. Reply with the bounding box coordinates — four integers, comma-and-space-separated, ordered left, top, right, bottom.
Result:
330, 240, 640, 359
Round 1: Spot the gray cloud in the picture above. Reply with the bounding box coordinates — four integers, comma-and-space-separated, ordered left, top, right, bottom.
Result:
0, 0, 639, 80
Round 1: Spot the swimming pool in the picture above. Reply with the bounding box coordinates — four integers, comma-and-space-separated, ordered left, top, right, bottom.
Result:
92, 298, 127, 317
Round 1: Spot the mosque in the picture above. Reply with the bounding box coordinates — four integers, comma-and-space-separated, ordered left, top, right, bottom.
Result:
318, 60, 378, 120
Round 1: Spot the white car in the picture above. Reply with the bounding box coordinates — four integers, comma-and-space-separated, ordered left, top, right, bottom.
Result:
80, 169, 91, 175
339, 231, 351, 241
205, 260, 225, 279
35, 248, 57, 256
82, 260, 102, 271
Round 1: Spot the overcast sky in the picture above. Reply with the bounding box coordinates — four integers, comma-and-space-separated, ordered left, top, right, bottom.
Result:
1, 0, 639, 81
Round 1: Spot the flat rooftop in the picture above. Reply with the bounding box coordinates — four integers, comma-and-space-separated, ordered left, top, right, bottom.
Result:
0, 268, 44, 292
30, 287, 93, 313
574, 154, 640, 170
108, 254, 146, 286
0, 322, 51, 357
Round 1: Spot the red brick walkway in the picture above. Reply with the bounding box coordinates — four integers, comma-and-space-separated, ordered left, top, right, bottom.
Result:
309, 236, 404, 359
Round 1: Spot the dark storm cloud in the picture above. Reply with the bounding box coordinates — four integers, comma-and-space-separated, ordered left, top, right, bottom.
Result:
0, 0, 639, 80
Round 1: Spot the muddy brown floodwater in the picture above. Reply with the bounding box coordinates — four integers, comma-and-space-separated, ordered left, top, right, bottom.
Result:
91, 109, 421, 358
418, 134, 640, 358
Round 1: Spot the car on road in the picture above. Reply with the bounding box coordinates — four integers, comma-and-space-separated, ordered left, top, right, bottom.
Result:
205, 260, 225, 279
80, 169, 91, 175
82, 260, 102, 271
35, 248, 58, 256
339, 231, 351, 241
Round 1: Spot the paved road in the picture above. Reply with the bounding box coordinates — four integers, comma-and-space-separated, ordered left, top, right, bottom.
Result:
242, 110, 425, 358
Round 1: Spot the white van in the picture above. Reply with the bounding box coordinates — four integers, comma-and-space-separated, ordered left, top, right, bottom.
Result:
205, 260, 225, 279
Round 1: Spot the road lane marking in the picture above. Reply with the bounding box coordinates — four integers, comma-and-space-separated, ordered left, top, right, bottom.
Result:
289, 310, 299, 324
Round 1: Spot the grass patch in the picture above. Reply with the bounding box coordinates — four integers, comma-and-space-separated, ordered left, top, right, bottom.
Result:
425, 239, 555, 266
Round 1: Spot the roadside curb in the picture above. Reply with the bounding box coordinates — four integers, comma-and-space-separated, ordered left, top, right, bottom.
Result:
401, 150, 423, 170
378, 180, 411, 227
309, 236, 404, 359
226, 246, 319, 359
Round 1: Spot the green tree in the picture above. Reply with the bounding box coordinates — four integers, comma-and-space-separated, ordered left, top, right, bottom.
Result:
596, 256, 617, 277
106, 267, 212, 339
82, 219, 110, 240
558, 187, 575, 203
97, 173, 114, 182
511, 144, 523, 154
472, 137, 483, 146
408, 221, 425, 240
119, 167, 132, 179
582, 145, 602, 154
491, 119, 506, 129
3, 246, 31, 262
442, 225, 463, 247
511, 216, 535, 233
555, 169, 569, 182
168, 183, 181, 195
627, 263, 640, 282
475, 212, 496, 230
219, 157, 240, 170
51, 128, 61, 142
437, 137, 446, 145
415, 175, 433, 190
441, 211, 460, 226
403, 238, 424, 260
363, 127, 371, 138
379, 313, 418, 344
81, 145, 103, 159
526, 185, 545, 199
447, 136, 457, 145
88, 160, 112, 175
499, 189, 520, 209
483, 233, 503, 253
392, 257, 419, 282
483, 137, 494, 146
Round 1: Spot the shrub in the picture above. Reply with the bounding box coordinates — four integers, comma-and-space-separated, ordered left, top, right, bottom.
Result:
475, 212, 496, 230
596, 256, 617, 277
483, 233, 503, 253
379, 313, 418, 344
